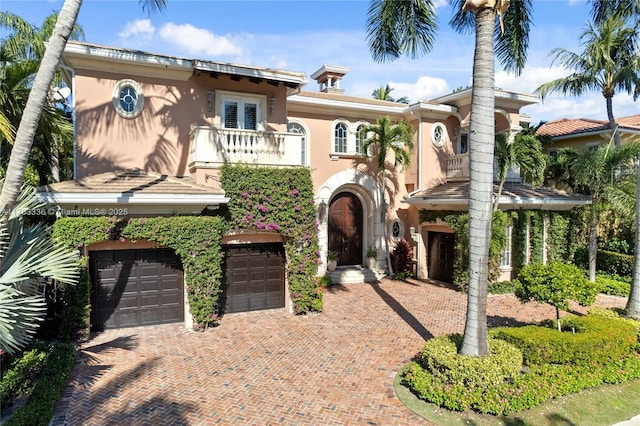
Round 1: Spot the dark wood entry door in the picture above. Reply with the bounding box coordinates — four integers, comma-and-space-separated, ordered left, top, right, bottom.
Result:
328, 192, 363, 265
428, 232, 455, 283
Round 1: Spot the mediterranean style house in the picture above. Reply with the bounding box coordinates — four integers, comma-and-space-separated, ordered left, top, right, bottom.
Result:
38, 41, 589, 329
536, 115, 640, 156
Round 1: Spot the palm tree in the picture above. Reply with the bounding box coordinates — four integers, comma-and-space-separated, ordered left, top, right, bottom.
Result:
0, 181, 79, 354
366, 0, 532, 356
536, 14, 640, 147
493, 132, 546, 211
372, 84, 410, 103
556, 142, 640, 283
0, 0, 165, 218
359, 117, 415, 275
584, 0, 640, 319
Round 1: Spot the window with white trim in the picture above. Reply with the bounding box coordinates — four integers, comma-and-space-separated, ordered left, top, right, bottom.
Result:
459, 132, 469, 154
217, 91, 265, 131
356, 124, 366, 155
334, 122, 348, 153
113, 79, 144, 119
548, 149, 558, 161
287, 122, 307, 166
501, 224, 513, 268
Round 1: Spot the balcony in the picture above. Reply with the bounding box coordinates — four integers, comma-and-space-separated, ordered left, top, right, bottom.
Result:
446, 153, 521, 182
447, 154, 469, 181
189, 126, 304, 168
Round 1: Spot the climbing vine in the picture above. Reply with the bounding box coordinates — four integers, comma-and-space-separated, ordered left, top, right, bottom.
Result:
419, 210, 509, 289
220, 164, 322, 313
53, 215, 228, 332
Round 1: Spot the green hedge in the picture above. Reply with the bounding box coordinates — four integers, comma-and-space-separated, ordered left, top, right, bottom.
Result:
491, 314, 637, 366
574, 247, 634, 277
3, 342, 76, 426
596, 275, 631, 297
0, 345, 47, 408
403, 352, 640, 415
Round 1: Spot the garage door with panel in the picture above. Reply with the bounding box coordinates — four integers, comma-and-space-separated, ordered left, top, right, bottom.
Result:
90, 248, 184, 330
223, 243, 285, 313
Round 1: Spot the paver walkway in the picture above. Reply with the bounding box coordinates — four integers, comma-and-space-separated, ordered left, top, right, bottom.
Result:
53, 278, 626, 425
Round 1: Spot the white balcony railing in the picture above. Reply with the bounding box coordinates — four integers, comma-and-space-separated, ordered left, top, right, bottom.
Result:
446, 154, 469, 180
447, 153, 521, 182
189, 126, 304, 167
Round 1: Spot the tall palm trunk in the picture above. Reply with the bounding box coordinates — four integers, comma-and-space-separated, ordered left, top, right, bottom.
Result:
605, 95, 621, 147
0, 0, 81, 216
460, 7, 495, 357
626, 169, 640, 318
588, 203, 598, 282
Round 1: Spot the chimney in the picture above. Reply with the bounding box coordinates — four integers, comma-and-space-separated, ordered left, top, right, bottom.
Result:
310, 65, 350, 94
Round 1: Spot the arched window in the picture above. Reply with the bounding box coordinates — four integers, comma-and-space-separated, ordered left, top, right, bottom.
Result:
334, 122, 348, 153
287, 122, 307, 166
355, 124, 366, 155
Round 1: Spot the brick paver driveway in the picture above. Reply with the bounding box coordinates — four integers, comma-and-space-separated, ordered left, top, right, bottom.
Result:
53, 278, 626, 425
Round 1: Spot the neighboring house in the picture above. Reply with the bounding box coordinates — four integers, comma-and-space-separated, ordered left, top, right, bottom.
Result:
38, 42, 588, 330
536, 115, 640, 157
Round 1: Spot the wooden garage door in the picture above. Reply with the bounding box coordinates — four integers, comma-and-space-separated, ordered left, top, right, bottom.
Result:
223, 243, 285, 313
90, 249, 184, 330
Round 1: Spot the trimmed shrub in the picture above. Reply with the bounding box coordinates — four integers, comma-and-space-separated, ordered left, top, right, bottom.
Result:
403, 346, 640, 415
417, 334, 523, 389
515, 262, 597, 330
488, 280, 517, 294
3, 342, 76, 426
596, 275, 631, 297
574, 247, 633, 277
492, 314, 637, 366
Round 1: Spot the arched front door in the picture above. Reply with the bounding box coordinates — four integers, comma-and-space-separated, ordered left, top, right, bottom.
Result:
328, 192, 363, 266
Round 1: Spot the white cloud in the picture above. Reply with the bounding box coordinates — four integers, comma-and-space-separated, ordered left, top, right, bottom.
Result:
393, 76, 451, 101
118, 19, 155, 42
157, 23, 245, 57
495, 66, 571, 94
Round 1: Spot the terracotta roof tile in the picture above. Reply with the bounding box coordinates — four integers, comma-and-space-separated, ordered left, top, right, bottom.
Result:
536, 115, 640, 138
38, 169, 223, 195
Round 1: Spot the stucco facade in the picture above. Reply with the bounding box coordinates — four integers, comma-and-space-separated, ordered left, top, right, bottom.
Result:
44, 41, 589, 289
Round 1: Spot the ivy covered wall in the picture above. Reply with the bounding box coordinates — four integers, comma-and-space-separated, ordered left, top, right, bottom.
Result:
220, 164, 322, 313
53, 216, 228, 332
52, 164, 323, 336
419, 209, 577, 288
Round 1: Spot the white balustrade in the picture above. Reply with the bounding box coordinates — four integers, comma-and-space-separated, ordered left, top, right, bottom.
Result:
189, 126, 303, 167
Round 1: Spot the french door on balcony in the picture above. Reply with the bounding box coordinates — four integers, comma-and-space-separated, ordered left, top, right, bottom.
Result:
222, 96, 261, 130
328, 192, 363, 266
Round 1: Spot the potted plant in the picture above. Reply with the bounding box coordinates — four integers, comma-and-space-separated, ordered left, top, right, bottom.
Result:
327, 250, 339, 272
366, 245, 378, 270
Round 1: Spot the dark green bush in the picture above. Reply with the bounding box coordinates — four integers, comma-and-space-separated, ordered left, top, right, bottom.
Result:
0, 345, 47, 408
488, 280, 517, 294
492, 314, 637, 366
574, 247, 633, 277
4, 342, 76, 426
417, 334, 522, 389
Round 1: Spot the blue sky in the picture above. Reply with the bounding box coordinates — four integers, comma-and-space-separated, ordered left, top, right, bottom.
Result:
3, 0, 638, 124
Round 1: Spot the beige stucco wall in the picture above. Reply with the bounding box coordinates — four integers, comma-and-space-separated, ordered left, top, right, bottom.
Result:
73, 69, 288, 187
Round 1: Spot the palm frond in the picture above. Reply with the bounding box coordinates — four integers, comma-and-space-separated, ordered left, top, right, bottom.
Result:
366, 0, 438, 63
495, 0, 532, 76
0, 284, 46, 354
